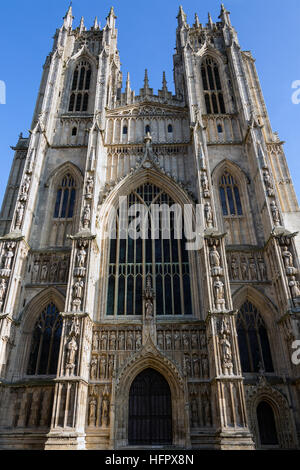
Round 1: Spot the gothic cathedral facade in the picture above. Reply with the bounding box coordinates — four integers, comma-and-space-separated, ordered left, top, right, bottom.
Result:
0, 5, 299, 450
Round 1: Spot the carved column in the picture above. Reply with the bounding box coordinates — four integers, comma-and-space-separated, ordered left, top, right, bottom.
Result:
45, 235, 96, 450
204, 232, 255, 449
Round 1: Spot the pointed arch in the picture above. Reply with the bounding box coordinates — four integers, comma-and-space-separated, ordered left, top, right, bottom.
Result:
211, 159, 256, 245
113, 340, 189, 448
96, 169, 200, 320
233, 286, 278, 374
13, 287, 65, 377
43, 163, 83, 248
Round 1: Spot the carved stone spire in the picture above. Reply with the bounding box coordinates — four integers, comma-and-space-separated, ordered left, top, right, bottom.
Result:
79, 17, 86, 34
63, 4, 74, 29
177, 5, 187, 27
92, 17, 99, 30
219, 3, 232, 26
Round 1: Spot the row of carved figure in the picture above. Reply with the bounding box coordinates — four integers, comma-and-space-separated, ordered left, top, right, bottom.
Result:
30, 254, 70, 284
92, 329, 143, 352
10, 386, 54, 429
183, 353, 210, 379
189, 385, 212, 428
227, 252, 267, 282
0, 242, 17, 312
88, 386, 111, 428
157, 329, 207, 351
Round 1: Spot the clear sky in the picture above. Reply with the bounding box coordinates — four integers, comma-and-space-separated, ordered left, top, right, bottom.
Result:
0, 0, 299, 207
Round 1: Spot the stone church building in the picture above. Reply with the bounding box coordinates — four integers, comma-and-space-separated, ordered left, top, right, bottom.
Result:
0, 5, 299, 450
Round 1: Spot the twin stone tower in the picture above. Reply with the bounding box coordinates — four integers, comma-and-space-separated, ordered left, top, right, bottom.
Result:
0, 5, 299, 450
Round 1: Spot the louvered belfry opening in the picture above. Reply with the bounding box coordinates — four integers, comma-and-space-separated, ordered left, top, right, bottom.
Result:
128, 368, 173, 446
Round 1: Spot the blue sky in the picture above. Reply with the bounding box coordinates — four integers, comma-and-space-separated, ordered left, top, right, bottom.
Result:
0, 0, 299, 207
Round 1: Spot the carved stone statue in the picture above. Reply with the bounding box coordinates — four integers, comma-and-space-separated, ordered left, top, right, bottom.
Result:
210, 245, 220, 268
77, 246, 87, 268
204, 202, 213, 228
241, 257, 248, 280
126, 331, 134, 350
270, 201, 280, 226
231, 257, 239, 280
184, 355, 192, 376
193, 355, 200, 377
258, 257, 267, 280
282, 246, 294, 269
219, 333, 233, 375
191, 399, 199, 427
86, 176, 94, 198
289, 277, 300, 304
249, 258, 258, 280
109, 331, 117, 350
263, 169, 274, 197
88, 397, 97, 426
59, 258, 68, 282
82, 204, 91, 228
165, 332, 172, 350
3, 244, 15, 270
201, 171, 210, 198
0, 278, 7, 310
99, 355, 106, 380
118, 331, 125, 350
145, 299, 153, 318
66, 336, 78, 374
202, 356, 209, 379
90, 357, 98, 380
73, 280, 84, 299
32, 260, 40, 283
15, 203, 25, 229
214, 277, 225, 311
41, 263, 48, 282
157, 331, 164, 349
101, 332, 108, 350
92, 331, 99, 351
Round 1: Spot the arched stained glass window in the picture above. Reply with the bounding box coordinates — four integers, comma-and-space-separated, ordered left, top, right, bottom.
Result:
106, 183, 193, 316
54, 174, 76, 219
201, 57, 226, 114
68, 61, 92, 112
236, 301, 274, 373
27, 303, 62, 375
219, 171, 243, 216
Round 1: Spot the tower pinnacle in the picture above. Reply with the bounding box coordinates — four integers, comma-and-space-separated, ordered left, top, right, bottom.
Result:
177, 5, 187, 27
63, 4, 74, 29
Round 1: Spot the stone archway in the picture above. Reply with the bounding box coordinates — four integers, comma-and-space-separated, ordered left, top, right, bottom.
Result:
112, 342, 190, 448
128, 368, 172, 446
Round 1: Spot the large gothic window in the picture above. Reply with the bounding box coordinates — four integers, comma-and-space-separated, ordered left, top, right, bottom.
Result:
27, 303, 62, 376
236, 301, 274, 373
201, 57, 226, 114
50, 173, 77, 247
219, 171, 243, 216
106, 183, 193, 316
68, 61, 92, 112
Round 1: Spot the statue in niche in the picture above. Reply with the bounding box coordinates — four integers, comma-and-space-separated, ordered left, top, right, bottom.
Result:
101, 394, 110, 427
82, 204, 91, 228
101, 332, 108, 350
126, 331, 134, 350
109, 331, 117, 350
90, 357, 98, 380
191, 332, 198, 349
203, 394, 212, 427
86, 176, 94, 199
210, 244, 221, 268
183, 333, 190, 350
191, 399, 199, 427
202, 356, 209, 379
184, 355, 192, 376
88, 397, 97, 426
258, 257, 267, 280
118, 331, 125, 350
0, 278, 7, 310
107, 356, 113, 379
59, 258, 68, 282
219, 333, 233, 376
249, 258, 258, 280
200, 333, 206, 350
15, 203, 25, 229
66, 336, 78, 375
3, 244, 15, 270
289, 277, 300, 305
165, 332, 172, 350
50, 261, 58, 282
92, 331, 99, 351
193, 355, 200, 377
214, 277, 225, 311
231, 257, 239, 280
240, 257, 248, 280
282, 246, 294, 269
99, 355, 106, 380
41, 262, 48, 282
204, 202, 213, 228
77, 245, 87, 268
263, 169, 274, 196
270, 201, 280, 226
135, 331, 142, 350
31, 260, 40, 283
157, 331, 164, 349
73, 279, 84, 300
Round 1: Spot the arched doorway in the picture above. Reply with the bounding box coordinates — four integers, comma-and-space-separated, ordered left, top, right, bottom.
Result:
257, 401, 279, 447
128, 368, 172, 446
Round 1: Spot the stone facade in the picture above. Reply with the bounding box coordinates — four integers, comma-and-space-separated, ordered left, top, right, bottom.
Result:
0, 5, 299, 450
